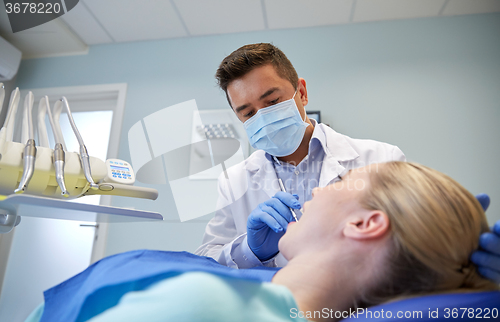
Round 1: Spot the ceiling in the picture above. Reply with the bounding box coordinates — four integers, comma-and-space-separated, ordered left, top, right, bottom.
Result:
1, 0, 499, 59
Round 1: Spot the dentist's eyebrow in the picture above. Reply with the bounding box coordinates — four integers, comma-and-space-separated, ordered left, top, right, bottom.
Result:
234, 87, 280, 114
259, 87, 279, 100
235, 104, 250, 114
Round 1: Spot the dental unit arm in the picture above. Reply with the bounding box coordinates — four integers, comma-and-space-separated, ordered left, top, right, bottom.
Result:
0, 88, 162, 233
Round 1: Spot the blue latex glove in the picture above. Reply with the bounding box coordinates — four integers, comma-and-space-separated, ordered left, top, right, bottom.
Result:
247, 192, 300, 261
471, 193, 500, 283
476, 193, 491, 213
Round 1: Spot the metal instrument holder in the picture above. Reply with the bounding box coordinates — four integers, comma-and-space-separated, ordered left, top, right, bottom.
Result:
0, 194, 163, 233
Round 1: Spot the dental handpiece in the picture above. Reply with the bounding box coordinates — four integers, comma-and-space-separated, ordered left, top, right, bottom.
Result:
80, 145, 98, 190
57, 97, 98, 190
15, 139, 36, 194
53, 143, 69, 197
277, 178, 299, 222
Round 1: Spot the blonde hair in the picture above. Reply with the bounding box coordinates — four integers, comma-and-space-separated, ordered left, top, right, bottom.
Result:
359, 162, 497, 306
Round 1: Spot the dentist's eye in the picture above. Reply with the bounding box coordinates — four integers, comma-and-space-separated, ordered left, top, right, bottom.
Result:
244, 111, 254, 118
269, 98, 279, 105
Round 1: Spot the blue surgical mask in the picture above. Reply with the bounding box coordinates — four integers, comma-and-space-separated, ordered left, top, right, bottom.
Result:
243, 91, 309, 157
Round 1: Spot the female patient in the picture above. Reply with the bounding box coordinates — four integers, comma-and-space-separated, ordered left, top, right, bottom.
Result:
274, 161, 498, 318
28, 162, 498, 322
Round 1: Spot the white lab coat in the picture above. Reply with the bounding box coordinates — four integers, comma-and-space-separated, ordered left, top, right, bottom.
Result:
195, 123, 406, 268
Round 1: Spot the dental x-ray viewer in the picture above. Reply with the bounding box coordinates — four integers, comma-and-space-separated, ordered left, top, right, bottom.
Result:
195, 43, 500, 282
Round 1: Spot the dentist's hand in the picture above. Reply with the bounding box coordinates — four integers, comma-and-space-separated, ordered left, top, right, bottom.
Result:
247, 192, 300, 262
471, 194, 500, 283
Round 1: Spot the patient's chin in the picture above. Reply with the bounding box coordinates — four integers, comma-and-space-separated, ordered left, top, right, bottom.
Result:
278, 237, 293, 261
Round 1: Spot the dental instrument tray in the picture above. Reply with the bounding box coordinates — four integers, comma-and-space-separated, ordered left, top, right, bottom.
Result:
0, 194, 163, 233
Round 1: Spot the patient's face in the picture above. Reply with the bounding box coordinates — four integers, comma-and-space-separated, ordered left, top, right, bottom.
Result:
279, 166, 373, 260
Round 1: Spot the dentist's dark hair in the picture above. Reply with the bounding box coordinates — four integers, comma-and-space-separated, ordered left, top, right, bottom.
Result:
216, 43, 299, 108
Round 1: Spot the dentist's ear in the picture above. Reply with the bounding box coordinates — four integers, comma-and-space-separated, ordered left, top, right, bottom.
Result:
344, 211, 390, 240
297, 78, 308, 107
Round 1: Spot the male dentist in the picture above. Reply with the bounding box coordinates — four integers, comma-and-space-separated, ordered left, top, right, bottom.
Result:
195, 43, 500, 281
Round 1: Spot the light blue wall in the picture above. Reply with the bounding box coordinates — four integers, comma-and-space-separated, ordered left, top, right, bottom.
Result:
15, 13, 500, 256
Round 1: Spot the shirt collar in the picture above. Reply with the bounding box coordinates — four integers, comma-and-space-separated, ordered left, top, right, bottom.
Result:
308, 119, 326, 155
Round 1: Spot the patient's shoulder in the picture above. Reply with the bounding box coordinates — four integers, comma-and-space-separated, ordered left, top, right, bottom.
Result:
146, 272, 299, 321
90, 272, 302, 322
162, 271, 265, 304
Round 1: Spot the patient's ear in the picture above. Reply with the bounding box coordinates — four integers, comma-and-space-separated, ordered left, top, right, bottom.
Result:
344, 211, 389, 240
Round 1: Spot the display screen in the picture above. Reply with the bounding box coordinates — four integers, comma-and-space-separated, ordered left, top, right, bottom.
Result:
110, 165, 130, 171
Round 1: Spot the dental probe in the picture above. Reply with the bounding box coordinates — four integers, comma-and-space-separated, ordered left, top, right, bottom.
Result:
277, 178, 299, 222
